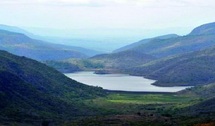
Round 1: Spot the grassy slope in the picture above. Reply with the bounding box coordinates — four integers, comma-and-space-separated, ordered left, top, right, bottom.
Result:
51, 50, 156, 73
90, 50, 156, 70
0, 49, 212, 125
126, 46, 215, 86
66, 92, 206, 126
0, 50, 106, 125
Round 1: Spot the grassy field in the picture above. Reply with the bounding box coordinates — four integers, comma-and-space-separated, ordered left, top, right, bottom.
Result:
89, 92, 200, 110
105, 93, 194, 104
65, 92, 203, 126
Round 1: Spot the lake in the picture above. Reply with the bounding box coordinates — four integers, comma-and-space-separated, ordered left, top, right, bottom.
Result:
65, 71, 191, 92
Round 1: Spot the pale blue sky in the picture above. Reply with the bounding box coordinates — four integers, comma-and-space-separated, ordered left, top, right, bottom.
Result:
0, 0, 215, 39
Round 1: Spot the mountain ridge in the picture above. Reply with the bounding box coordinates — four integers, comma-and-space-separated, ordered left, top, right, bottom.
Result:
189, 22, 215, 35
113, 34, 179, 53
0, 29, 101, 61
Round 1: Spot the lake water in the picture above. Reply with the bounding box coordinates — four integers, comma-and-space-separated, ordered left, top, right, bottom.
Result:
65, 71, 191, 92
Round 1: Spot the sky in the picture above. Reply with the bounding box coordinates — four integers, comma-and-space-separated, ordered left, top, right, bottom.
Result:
0, 0, 215, 43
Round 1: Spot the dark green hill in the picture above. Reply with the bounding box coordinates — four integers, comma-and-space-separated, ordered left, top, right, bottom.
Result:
0, 50, 105, 124
128, 46, 215, 86
178, 96, 215, 125
179, 83, 215, 98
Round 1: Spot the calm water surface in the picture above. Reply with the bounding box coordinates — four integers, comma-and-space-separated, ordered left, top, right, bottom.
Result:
65, 71, 191, 92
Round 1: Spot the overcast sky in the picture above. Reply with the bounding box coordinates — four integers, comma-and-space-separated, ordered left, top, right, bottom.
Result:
0, 0, 215, 38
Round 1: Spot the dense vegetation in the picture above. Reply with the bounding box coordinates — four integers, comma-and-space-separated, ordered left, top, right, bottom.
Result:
65, 91, 215, 126
2, 22, 215, 126
126, 46, 215, 86
0, 50, 106, 125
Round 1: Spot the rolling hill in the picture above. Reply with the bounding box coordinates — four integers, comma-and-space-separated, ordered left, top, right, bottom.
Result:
67, 22, 215, 75
53, 50, 156, 73
0, 29, 99, 61
89, 50, 156, 73
189, 22, 215, 35
114, 34, 179, 53
0, 50, 105, 125
114, 22, 215, 58
0, 26, 101, 59
127, 46, 215, 86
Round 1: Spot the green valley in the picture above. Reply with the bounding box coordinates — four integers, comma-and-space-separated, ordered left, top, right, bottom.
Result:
1, 21, 215, 126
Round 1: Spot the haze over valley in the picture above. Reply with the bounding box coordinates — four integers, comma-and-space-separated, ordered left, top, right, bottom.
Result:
1, 0, 215, 126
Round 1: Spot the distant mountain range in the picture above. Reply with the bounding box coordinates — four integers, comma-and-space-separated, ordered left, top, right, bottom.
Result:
56, 22, 215, 87
0, 50, 105, 123
2, 22, 215, 125
113, 34, 179, 53
5, 22, 215, 87
115, 22, 215, 58
0, 25, 101, 60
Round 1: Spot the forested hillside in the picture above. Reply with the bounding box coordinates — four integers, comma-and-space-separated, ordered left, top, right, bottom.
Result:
0, 50, 105, 125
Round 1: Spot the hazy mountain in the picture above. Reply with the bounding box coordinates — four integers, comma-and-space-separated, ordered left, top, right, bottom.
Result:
0, 29, 102, 60
114, 23, 215, 58
0, 24, 34, 37
0, 25, 102, 57
0, 50, 105, 123
114, 34, 179, 53
189, 22, 215, 35
131, 35, 215, 58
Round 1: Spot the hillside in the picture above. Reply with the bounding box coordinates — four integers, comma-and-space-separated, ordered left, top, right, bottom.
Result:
53, 50, 156, 73
132, 35, 215, 58
0, 50, 105, 124
0, 24, 34, 37
114, 34, 179, 53
178, 95, 215, 125
89, 50, 156, 73
127, 46, 215, 86
189, 22, 215, 35
114, 22, 215, 58
179, 83, 215, 98
0, 29, 101, 61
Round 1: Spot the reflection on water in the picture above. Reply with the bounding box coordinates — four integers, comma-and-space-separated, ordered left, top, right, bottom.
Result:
65, 71, 191, 92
